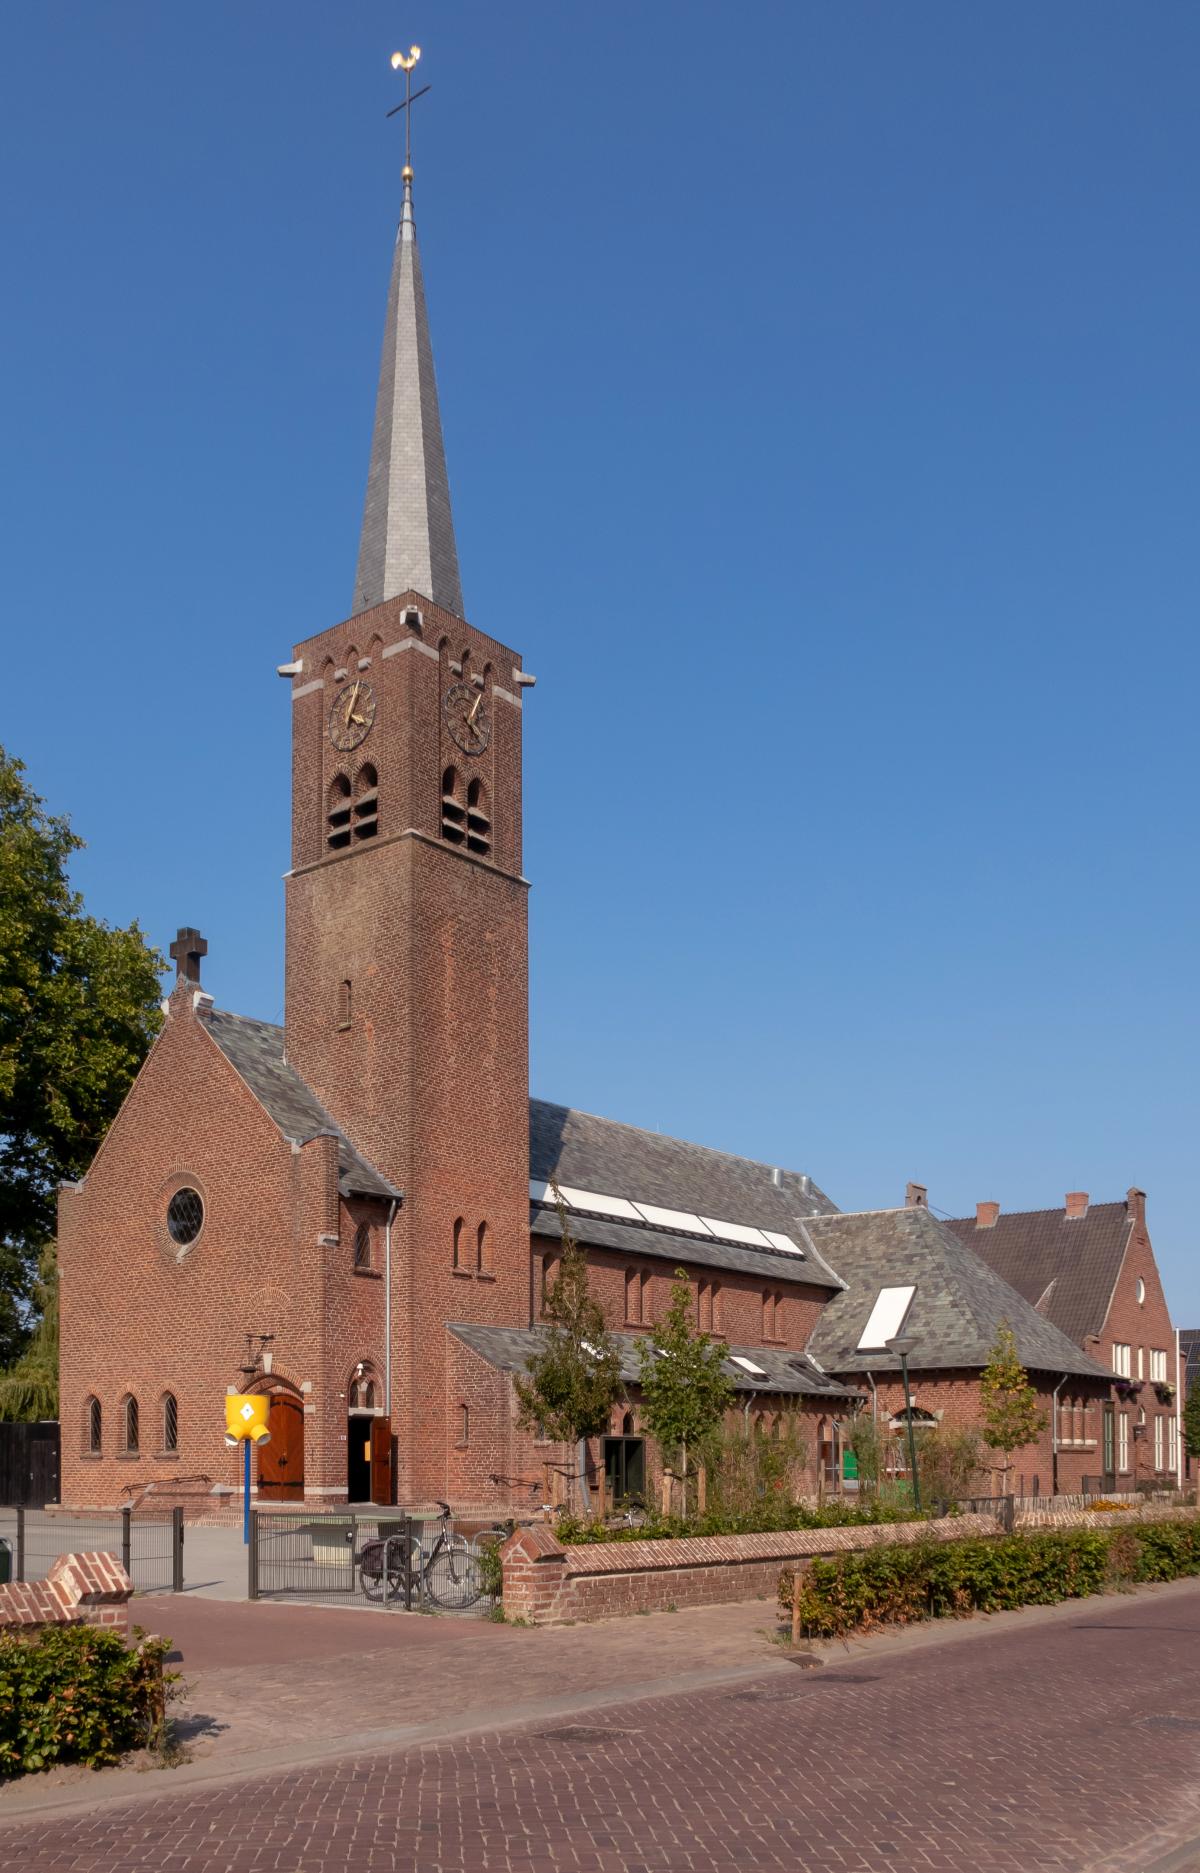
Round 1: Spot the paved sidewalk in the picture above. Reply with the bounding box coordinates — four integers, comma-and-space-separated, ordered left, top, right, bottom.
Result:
6, 1580, 1200, 1870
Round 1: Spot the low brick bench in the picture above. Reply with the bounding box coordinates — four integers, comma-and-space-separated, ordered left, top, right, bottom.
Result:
500, 1514, 1002, 1625
0, 1552, 135, 1639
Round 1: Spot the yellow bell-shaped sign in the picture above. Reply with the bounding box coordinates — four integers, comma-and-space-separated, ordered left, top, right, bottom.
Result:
225, 1394, 271, 1443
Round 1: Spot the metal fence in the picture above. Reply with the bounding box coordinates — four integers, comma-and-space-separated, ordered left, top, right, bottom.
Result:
249, 1509, 500, 1615
0, 1506, 183, 1594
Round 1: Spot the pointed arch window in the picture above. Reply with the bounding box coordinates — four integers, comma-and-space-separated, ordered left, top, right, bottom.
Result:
121, 1394, 140, 1455
452, 1216, 465, 1270
327, 774, 352, 850
476, 1221, 491, 1274
162, 1392, 178, 1453
441, 766, 466, 845
85, 1395, 102, 1454
466, 778, 491, 857
354, 763, 379, 841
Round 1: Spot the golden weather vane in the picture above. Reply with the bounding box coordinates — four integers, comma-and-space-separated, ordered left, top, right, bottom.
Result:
387, 44, 430, 178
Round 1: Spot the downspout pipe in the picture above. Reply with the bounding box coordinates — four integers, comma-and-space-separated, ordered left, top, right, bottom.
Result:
1051, 1374, 1068, 1497
384, 1197, 399, 1423
1176, 1326, 1184, 1490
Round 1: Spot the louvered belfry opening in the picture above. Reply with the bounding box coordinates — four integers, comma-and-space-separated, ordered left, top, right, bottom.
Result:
466, 778, 490, 856
354, 763, 379, 841
327, 774, 352, 849
441, 766, 466, 845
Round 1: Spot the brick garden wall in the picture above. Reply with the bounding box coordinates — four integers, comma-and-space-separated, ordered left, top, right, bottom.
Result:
500, 1513, 1002, 1625
0, 1552, 134, 1640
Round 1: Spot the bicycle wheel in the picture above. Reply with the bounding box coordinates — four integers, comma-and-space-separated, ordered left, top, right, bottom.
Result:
425, 1542, 483, 1609
360, 1536, 421, 1603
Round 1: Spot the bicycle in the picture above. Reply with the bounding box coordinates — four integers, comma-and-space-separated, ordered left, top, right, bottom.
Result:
359, 1502, 485, 1609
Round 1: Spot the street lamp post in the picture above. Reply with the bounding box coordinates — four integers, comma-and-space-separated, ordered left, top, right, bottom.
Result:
886, 1333, 921, 1513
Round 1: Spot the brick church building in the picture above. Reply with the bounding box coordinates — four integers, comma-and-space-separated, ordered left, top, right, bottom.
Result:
59, 149, 1143, 1515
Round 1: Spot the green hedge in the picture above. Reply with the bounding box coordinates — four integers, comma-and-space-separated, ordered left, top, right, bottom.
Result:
780, 1519, 1200, 1638
556, 1499, 925, 1547
0, 1625, 173, 1777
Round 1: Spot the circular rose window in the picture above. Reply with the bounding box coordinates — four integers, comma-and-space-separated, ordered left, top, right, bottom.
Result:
167, 1187, 204, 1245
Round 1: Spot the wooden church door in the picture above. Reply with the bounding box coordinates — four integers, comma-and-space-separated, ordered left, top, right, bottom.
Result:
258, 1393, 305, 1503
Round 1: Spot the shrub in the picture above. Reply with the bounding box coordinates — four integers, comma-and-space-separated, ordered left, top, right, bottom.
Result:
0, 1624, 173, 1777
779, 1518, 1200, 1638
555, 1498, 924, 1546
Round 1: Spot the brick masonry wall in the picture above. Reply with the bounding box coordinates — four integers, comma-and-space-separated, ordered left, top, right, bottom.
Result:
0, 1552, 134, 1640
500, 1513, 1002, 1625
59, 988, 342, 1508
1086, 1205, 1182, 1487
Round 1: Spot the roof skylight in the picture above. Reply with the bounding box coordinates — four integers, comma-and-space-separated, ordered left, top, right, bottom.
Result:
729, 1355, 768, 1376
856, 1285, 917, 1352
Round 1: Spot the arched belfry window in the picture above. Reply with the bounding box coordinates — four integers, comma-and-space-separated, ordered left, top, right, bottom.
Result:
441, 767, 466, 846
466, 779, 491, 857
354, 763, 379, 841
327, 774, 352, 850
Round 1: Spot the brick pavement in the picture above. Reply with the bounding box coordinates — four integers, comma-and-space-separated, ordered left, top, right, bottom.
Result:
6, 1584, 1200, 1871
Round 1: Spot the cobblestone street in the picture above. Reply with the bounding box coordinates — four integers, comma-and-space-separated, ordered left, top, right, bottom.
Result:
6, 1582, 1200, 1871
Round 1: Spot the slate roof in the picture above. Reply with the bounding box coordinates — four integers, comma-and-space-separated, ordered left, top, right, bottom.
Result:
205, 1010, 401, 1202
803, 1207, 1113, 1381
943, 1202, 1133, 1347
529, 1099, 844, 1288
448, 1322, 860, 1401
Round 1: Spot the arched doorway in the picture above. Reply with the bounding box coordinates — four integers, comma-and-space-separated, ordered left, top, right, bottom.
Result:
346, 1363, 391, 1504
256, 1387, 305, 1503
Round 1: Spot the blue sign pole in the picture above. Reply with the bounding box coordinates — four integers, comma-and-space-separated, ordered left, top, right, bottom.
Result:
243, 1436, 251, 1545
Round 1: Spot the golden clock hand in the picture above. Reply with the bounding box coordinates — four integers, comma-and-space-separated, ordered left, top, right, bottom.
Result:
467, 690, 483, 725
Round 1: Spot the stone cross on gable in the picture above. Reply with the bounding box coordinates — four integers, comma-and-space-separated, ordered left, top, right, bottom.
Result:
169, 927, 208, 986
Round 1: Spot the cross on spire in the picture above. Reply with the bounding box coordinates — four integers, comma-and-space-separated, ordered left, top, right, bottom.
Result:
387, 45, 430, 177
170, 927, 208, 986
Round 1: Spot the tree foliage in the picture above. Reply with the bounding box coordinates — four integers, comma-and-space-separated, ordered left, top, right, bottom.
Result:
0, 1244, 58, 1422
0, 746, 163, 1368
1183, 1382, 1200, 1462
638, 1268, 734, 1478
979, 1321, 1045, 1462
515, 1199, 622, 1507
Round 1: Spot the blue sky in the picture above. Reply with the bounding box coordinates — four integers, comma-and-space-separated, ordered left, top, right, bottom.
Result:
3, 6, 1197, 1312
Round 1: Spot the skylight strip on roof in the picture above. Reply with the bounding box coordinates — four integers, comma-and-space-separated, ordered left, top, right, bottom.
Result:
529, 1180, 553, 1204
856, 1284, 916, 1352
729, 1355, 768, 1376
632, 1203, 714, 1236
555, 1186, 643, 1222
762, 1230, 804, 1256
701, 1217, 772, 1248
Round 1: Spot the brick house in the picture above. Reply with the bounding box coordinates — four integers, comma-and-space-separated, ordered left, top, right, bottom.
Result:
946, 1192, 1183, 1491
56, 142, 1127, 1517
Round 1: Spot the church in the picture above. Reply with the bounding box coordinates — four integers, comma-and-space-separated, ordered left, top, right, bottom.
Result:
59, 128, 1158, 1517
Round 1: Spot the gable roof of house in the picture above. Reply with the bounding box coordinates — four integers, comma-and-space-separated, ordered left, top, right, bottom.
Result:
449, 1322, 859, 1402
942, 1202, 1133, 1347
529, 1099, 844, 1289
205, 1010, 402, 1202
803, 1206, 1113, 1381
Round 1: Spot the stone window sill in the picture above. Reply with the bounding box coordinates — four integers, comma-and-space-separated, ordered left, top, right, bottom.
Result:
152, 1451, 180, 1462
451, 1267, 473, 1278
353, 1267, 381, 1280
476, 1271, 496, 1283
79, 1451, 103, 1462
116, 1453, 141, 1462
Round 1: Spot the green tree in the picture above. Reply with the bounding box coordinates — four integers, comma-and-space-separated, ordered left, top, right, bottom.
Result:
1183, 1382, 1200, 1463
639, 1268, 734, 1504
515, 1197, 622, 1514
0, 1244, 58, 1422
979, 1321, 1045, 1486
0, 746, 163, 1376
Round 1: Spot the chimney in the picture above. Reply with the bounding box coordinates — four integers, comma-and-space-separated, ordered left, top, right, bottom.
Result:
1127, 1187, 1147, 1229
905, 1182, 928, 1209
169, 926, 208, 987
1065, 1191, 1089, 1220
976, 1201, 1000, 1228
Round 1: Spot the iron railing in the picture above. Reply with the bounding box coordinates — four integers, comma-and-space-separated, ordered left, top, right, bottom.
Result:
249, 1508, 500, 1615
0, 1505, 183, 1593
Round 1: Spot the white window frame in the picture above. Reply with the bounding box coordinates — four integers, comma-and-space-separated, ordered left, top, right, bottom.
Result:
1118, 1411, 1129, 1472
1154, 1414, 1164, 1471
1112, 1342, 1131, 1378
1150, 1348, 1167, 1383
1137, 1346, 1144, 1380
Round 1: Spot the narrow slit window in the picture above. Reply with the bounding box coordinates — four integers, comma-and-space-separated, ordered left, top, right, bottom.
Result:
86, 1395, 101, 1454
452, 1217, 464, 1270
625, 1267, 643, 1324
162, 1392, 178, 1452
338, 979, 352, 1030
354, 1222, 372, 1270
122, 1395, 139, 1454
458, 1403, 470, 1445
476, 1220, 491, 1273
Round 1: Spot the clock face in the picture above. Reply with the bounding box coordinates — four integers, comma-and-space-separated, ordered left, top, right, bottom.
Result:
444, 681, 491, 755
329, 681, 376, 752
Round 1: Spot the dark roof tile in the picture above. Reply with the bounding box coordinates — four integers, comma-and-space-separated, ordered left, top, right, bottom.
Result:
943, 1203, 1132, 1347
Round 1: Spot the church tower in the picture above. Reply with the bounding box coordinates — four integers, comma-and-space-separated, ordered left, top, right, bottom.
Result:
282, 146, 530, 1499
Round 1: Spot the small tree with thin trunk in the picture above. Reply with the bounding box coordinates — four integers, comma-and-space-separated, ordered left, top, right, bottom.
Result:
1183, 1382, 1200, 1463
515, 1196, 622, 1515
638, 1269, 734, 1514
980, 1321, 1046, 1491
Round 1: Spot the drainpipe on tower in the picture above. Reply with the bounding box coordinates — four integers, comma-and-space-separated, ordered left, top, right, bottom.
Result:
384, 1198, 399, 1423
1051, 1374, 1068, 1496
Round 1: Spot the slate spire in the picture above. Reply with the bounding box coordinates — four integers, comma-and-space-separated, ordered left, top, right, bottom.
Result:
352, 165, 464, 618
